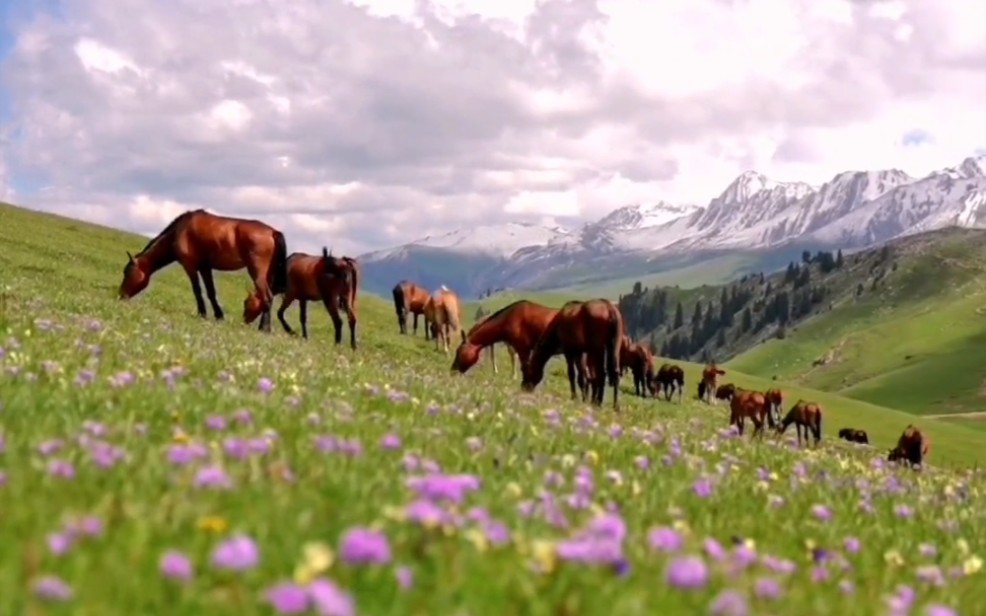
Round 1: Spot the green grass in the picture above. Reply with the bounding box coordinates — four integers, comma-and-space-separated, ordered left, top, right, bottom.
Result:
727, 234, 986, 416
2, 202, 986, 615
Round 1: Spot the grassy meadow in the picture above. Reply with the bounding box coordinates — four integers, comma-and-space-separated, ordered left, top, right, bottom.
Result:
728, 231, 986, 416
1, 202, 985, 615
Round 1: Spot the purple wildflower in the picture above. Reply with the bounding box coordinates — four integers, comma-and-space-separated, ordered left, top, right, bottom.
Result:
194, 465, 233, 490
47, 459, 75, 478
160, 550, 194, 582
844, 537, 861, 553
396, 566, 414, 590
47, 532, 73, 556
754, 577, 782, 600
811, 504, 832, 521
339, 527, 392, 565
211, 535, 260, 571
406, 473, 480, 504
925, 605, 958, 616
258, 377, 274, 393
205, 415, 228, 431
692, 477, 713, 498
666, 555, 709, 589
33, 575, 73, 601
709, 589, 750, 616
648, 527, 683, 552
266, 582, 310, 614
308, 577, 355, 616
380, 433, 402, 450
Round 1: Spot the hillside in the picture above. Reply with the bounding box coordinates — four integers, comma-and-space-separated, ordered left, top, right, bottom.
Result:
616, 226, 986, 416
358, 155, 986, 296
4, 205, 986, 614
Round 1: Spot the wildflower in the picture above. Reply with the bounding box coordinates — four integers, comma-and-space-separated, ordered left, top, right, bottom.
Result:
665, 555, 709, 589
406, 473, 480, 504
47, 459, 75, 479
308, 577, 355, 616
258, 377, 274, 393
266, 582, 310, 614
530, 540, 557, 574
395, 566, 413, 590
160, 550, 194, 582
810, 504, 832, 521
709, 589, 749, 616
194, 465, 233, 490
692, 477, 713, 498
754, 577, 782, 600
925, 604, 958, 616
844, 537, 861, 553
963, 555, 982, 575
33, 575, 73, 601
47, 532, 73, 556
197, 515, 229, 534
339, 527, 392, 565
211, 535, 260, 571
379, 433, 402, 450
648, 527, 684, 552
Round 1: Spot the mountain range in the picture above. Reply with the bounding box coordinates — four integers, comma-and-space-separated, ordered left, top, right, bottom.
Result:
358, 155, 986, 297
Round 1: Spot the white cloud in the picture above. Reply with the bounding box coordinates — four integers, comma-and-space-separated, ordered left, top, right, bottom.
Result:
1, 0, 984, 256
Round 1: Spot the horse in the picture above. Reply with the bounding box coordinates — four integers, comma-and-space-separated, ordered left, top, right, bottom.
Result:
715, 383, 737, 402
118, 209, 288, 332
653, 363, 685, 403
464, 312, 520, 376
765, 388, 784, 426
522, 299, 623, 409
318, 249, 359, 350
701, 363, 726, 404
729, 388, 771, 438
777, 399, 823, 447
392, 280, 431, 338
451, 300, 558, 377
697, 380, 706, 400
838, 428, 869, 445
888, 425, 930, 468
424, 286, 464, 354
621, 339, 656, 397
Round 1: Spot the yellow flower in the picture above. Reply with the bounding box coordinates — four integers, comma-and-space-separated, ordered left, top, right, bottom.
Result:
585, 450, 599, 466
505, 482, 522, 498
561, 454, 576, 468
957, 539, 971, 556
530, 425, 540, 437
464, 529, 489, 553
381, 505, 406, 522
753, 480, 769, 493
883, 550, 904, 567
172, 428, 189, 444
963, 555, 982, 576
631, 480, 642, 496
672, 520, 691, 535
197, 515, 228, 534
530, 540, 557, 574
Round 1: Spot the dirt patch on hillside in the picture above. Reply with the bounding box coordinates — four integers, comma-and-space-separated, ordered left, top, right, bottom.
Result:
924, 411, 986, 420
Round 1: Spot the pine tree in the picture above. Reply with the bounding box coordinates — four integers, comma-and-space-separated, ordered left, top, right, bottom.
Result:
673, 301, 684, 328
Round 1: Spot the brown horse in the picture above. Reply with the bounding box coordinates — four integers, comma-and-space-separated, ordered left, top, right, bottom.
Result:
765, 388, 784, 425
470, 313, 519, 376
522, 299, 623, 409
424, 286, 464, 353
777, 400, 822, 447
392, 280, 431, 338
621, 339, 656, 397
729, 388, 770, 438
451, 300, 558, 377
888, 425, 930, 468
118, 209, 288, 331
653, 363, 685, 402
701, 363, 726, 404
715, 383, 737, 402
838, 428, 869, 444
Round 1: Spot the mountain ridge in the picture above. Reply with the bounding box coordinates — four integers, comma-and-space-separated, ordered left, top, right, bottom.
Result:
358, 154, 986, 296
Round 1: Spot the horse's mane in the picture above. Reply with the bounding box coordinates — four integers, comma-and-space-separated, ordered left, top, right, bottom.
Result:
440, 284, 449, 292
476, 299, 529, 327
141, 209, 202, 252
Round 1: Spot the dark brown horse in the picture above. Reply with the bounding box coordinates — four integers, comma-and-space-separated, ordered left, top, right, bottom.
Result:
451, 300, 559, 377
888, 425, 930, 468
715, 383, 737, 402
777, 399, 822, 447
620, 338, 656, 397
653, 363, 685, 402
392, 280, 432, 338
522, 299, 623, 409
118, 209, 288, 331
467, 312, 519, 376
701, 363, 726, 404
424, 286, 464, 354
319, 250, 359, 350
838, 428, 869, 444
729, 388, 771, 438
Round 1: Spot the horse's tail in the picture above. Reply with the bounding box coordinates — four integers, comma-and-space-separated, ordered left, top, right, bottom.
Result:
815, 410, 823, 441
605, 312, 620, 387
346, 257, 359, 309
270, 230, 289, 295
392, 284, 406, 314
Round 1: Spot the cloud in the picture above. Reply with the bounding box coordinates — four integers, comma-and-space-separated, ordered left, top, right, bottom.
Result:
1, 0, 984, 256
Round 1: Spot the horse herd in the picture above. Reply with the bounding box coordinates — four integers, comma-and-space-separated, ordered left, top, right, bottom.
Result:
115, 209, 932, 469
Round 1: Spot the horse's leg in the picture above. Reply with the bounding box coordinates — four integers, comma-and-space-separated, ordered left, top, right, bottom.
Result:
277, 294, 296, 336
180, 261, 208, 318
321, 292, 343, 345
198, 267, 225, 320
490, 344, 498, 374
246, 260, 274, 332
565, 355, 578, 400
298, 300, 309, 339
345, 301, 357, 350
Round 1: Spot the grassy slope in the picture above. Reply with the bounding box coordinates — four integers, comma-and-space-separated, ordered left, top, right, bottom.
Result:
728, 230, 986, 416
3, 202, 986, 614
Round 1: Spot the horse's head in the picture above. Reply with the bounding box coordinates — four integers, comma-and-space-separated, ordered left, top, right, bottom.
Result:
646, 375, 659, 396
887, 447, 902, 462
118, 251, 149, 299
321, 248, 352, 287
451, 341, 482, 374
838, 428, 851, 439
242, 292, 265, 324
521, 361, 544, 392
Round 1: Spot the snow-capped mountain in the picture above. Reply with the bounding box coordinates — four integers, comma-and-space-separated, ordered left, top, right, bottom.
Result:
358, 155, 986, 297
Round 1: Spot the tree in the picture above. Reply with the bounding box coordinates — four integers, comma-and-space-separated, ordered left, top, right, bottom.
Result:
474, 305, 487, 320
673, 302, 684, 329
691, 300, 703, 325
715, 328, 727, 348
740, 307, 752, 333
632, 281, 643, 296
835, 249, 844, 268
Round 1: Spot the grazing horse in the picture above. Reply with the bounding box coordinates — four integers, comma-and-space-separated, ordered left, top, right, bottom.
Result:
392, 280, 431, 338
317, 249, 359, 350
838, 428, 870, 445
424, 286, 464, 353
701, 363, 726, 404
118, 209, 288, 332
777, 399, 823, 447
888, 425, 930, 468
451, 300, 558, 377
654, 363, 685, 402
621, 339, 656, 397
715, 383, 737, 402
765, 388, 784, 426
522, 299, 623, 409
468, 312, 519, 376
244, 251, 332, 338
729, 388, 771, 438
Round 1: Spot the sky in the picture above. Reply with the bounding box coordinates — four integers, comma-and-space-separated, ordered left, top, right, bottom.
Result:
1, 0, 984, 256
